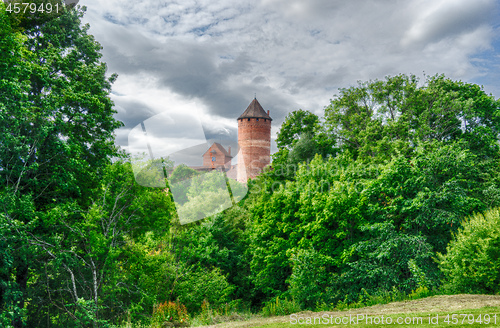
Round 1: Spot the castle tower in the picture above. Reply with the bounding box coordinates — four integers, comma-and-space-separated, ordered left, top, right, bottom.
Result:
237, 98, 272, 182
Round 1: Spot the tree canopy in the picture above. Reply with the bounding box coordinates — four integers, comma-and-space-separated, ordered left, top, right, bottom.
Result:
2, 5, 500, 324
325, 74, 500, 162
1, 4, 123, 326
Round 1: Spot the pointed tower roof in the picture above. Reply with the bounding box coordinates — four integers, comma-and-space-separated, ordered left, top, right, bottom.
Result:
238, 98, 272, 120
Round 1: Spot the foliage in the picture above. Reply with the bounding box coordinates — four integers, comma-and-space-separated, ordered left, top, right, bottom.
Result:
173, 170, 248, 223
1, 4, 122, 207
1, 5, 122, 325
151, 301, 189, 328
325, 74, 500, 162
438, 207, 500, 294
273, 109, 336, 174
176, 268, 234, 314
248, 137, 499, 305
341, 221, 435, 298
0, 192, 32, 327
169, 164, 200, 184
276, 109, 321, 150
172, 212, 252, 301
261, 297, 301, 317
22, 161, 175, 326
287, 249, 336, 309
191, 299, 251, 326
167, 164, 200, 204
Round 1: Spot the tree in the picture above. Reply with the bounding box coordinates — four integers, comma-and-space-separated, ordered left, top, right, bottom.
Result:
272, 109, 336, 179
0, 5, 122, 327
27, 161, 175, 326
247, 138, 500, 305
438, 207, 500, 294
325, 74, 500, 162
276, 109, 320, 150
167, 164, 200, 204
5, 0, 74, 32
0, 4, 38, 326
287, 131, 319, 165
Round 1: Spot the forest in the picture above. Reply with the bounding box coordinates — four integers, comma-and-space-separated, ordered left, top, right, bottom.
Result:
2, 2, 500, 327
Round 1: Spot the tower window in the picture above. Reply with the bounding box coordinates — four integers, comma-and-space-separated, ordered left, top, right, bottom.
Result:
248, 118, 250, 121
256, 118, 259, 121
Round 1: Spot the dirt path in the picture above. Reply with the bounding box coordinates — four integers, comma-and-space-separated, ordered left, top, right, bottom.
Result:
199, 294, 500, 328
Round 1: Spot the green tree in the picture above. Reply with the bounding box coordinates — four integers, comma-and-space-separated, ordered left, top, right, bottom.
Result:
26, 161, 175, 326
287, 131, 319, 165
248, 140, 499, 304
325, 74, 500, 162
167, 164, 200, 205
438, 207, 500, 294
176, 268, 233, 314
287, 248, 335, 308
0, 5, 122, 327
0, 4, 37, 326
276, 109, 320, 150
273, 109, 335, 179
169, 164, 200, 184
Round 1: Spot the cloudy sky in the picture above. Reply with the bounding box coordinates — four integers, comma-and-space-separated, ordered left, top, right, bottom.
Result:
79, 0, 500, 162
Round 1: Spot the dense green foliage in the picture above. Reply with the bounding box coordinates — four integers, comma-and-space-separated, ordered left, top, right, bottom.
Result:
1, 3, 123, 327
325, 74, 500, 161
248, 141, 499, 305
243, 74, 500, 309
438, 207, 500, 294
2, 3, 500, 326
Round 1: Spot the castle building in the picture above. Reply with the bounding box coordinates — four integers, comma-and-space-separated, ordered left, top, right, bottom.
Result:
189, 98, 272, 182
202, 142, 232, 169
237, 98, 272, 182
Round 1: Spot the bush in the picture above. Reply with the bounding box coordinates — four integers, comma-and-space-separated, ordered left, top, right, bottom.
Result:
287, 248, 336, 309
151, 301, 189, 327
438, 207, 500, 294
191, 299, 251, 326
176, 268, 233, 314
261, 297, 301, 317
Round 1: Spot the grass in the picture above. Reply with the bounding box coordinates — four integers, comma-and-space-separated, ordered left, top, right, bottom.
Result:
255, 307, 500, 327
113, 294, 500, 327
197, 295, 500, 328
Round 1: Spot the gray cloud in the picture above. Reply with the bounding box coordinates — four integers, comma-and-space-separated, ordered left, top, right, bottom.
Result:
113, 97, 156, 127
402, 0, 496, 47
81, 0, 500, 153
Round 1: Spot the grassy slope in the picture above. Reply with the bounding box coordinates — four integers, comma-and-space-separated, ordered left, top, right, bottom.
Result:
199, 295, 500, 328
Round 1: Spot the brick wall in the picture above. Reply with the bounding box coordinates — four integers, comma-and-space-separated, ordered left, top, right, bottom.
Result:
237, 118, 271, 181
202, 145, 232, 169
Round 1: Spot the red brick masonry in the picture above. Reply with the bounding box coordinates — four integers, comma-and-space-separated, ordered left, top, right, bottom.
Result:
237, 117, 271, 182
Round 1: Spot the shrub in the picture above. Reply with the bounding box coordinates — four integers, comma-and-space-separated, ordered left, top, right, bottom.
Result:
151, 301, 189, 328
438, 207, 500, 294
191, 299, 250, 326
287, 248, 336, 309
261, 297, 301, 317
176, 268, 233, 314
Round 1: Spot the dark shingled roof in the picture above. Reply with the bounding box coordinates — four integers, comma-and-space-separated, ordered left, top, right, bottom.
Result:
238, 98, 272, 120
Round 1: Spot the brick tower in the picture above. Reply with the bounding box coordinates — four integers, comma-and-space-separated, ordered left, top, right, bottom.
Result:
237, 98, 272, 182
